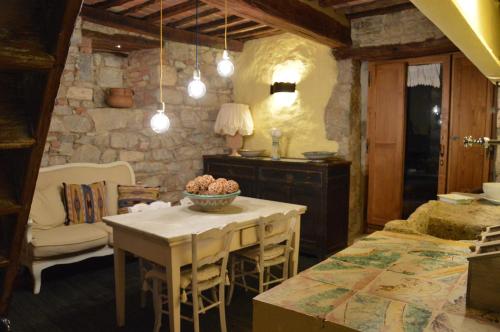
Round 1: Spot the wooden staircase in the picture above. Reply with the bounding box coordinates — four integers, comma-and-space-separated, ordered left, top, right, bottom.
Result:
0, 1, 83, 330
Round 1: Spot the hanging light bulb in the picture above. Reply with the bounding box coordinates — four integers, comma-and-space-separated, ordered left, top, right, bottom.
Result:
188, 0, 206, 99
151, 102, 170, 134
217, 0, 234, 78
217, 50, 234, 78
150, 0, 170, 134
188, 68, 206, 99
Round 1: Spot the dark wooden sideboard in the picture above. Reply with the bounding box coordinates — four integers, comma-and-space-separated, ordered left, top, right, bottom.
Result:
203, 155, 351, 258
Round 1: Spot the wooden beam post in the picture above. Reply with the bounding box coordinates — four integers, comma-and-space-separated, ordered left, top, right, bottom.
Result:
82, 29, 158, 54
201, 0, 351, 47
80, 6, 244, 52
332, 37, 458, 61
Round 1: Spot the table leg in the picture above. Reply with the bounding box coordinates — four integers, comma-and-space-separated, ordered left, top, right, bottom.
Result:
165, 248, 181, 332
290, 216, 301, 276
114, 247, 126, 327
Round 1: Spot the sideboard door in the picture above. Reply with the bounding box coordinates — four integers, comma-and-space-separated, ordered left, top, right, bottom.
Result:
289, 184, 322, 256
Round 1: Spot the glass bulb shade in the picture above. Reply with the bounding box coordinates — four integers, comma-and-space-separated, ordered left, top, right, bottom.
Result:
217, 50, 234, 77
188, 71, 207, 99
150, 111, 170, 134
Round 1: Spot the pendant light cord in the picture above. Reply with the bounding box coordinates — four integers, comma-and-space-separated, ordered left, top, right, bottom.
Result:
195, 0, 199, 71
159, 0, 164, 109
224, 0, 227, 50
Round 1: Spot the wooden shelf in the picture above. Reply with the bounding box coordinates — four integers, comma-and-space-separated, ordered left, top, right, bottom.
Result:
0, 103, 36, 150
0, 39, 54, 71
0, 170, 21, 217
0, 254, 8, 269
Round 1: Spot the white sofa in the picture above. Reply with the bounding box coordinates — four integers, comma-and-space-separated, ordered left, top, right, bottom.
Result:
21, 161, 135, 294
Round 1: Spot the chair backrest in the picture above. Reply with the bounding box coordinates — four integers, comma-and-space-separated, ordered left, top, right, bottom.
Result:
191, 223, 236, 290
257, 210, 299, 265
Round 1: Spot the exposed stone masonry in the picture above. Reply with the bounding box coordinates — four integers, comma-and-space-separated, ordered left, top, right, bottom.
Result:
43, 18, 233, 201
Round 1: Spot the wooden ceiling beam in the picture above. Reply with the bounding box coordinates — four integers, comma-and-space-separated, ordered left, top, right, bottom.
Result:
189, 16, 244, 33
346, 2, 414, 19
201, 0, 351, 47
80, 6, 244, 51
319, 0, 375, 8
93, 0, 131, 9
332, 37, 458, 61
82, 29, 158, 54
117, 0, 156, 16
228, 26, 274, 40
144, 0, 201, 23
208, 21, 261, 36
169, 8, 219, 28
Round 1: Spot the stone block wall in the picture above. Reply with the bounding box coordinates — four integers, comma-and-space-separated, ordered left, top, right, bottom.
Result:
43, 18, 232, 201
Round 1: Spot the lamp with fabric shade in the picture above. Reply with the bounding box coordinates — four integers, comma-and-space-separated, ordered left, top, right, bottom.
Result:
214, 103, 254, 156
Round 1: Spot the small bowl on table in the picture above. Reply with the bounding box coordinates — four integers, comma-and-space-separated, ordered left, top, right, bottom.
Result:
183, 190, 241, 212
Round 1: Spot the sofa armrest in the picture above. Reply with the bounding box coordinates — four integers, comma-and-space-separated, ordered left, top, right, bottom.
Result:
25, 218, 33, 244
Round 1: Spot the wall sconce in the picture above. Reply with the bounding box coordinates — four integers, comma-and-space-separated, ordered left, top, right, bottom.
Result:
270, 82, 296, 95
270, 82, 297, 107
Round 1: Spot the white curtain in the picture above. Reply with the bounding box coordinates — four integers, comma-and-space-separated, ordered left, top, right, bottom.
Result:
407, 64, 441, 88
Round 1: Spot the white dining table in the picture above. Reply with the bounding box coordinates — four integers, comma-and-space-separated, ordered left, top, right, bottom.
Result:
103, 196, 307, 332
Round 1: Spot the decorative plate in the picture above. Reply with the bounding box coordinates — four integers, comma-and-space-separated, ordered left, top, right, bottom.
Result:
239, 149, 265, 158
183, 190, 241, 211
302, 151, 337, 162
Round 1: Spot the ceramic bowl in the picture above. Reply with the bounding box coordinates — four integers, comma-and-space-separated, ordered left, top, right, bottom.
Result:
483, 182, 500, 200
183, 190, 241, 211
239, 149, 265, 158
302, 151, 337, 162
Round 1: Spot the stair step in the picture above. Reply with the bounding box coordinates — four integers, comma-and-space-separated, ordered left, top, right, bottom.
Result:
0, 104, 36, 150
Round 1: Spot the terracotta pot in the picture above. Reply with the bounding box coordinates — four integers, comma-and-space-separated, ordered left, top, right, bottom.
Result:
105, 88, 134, 108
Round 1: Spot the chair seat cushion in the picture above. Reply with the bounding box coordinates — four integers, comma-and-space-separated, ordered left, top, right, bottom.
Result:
237, 244, 286, 262
180, 264, 221, 289
31, 223, 108, 258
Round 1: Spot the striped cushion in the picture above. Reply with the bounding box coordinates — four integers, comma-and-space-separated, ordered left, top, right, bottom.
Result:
63, 181, 107, 225
117, 185, 160, 214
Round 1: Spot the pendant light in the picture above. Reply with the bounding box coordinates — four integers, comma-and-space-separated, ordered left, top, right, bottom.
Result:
188, 0, 207, 99
216, 0, 234, 78
150, 0, 170, 133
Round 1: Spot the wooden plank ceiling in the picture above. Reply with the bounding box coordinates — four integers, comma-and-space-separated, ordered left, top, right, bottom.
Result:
82, 0, 422, 55
317, 0, 414, 19
81, 0, 355, 53
82, 0, 286, 53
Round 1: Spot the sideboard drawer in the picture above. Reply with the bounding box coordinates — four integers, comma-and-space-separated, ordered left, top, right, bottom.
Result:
206, 162, 256, 180
259, 167, 322, 185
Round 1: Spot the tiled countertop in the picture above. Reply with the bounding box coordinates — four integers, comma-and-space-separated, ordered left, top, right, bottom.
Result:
254, 231, 500, 332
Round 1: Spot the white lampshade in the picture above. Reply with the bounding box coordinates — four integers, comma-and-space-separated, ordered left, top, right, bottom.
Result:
214, 103, 254, 136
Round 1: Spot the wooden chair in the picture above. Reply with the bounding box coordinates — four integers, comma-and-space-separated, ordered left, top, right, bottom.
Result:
144, 223, 236, 332
226, 210, 298, 304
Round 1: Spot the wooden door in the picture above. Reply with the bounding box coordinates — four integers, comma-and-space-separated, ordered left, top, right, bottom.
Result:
447, 54, 494, 192
367, 62, 407, 227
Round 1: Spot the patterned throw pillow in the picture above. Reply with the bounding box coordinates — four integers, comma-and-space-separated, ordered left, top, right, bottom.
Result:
117, 185, 160, 214
63, 181, 107, 225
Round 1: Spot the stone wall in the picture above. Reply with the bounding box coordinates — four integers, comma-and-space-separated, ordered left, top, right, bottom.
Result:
43, 18, 232, 201
325, 59, 362, 238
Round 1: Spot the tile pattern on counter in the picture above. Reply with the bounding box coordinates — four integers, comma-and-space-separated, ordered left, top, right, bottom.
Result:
255, 231, 500, 332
